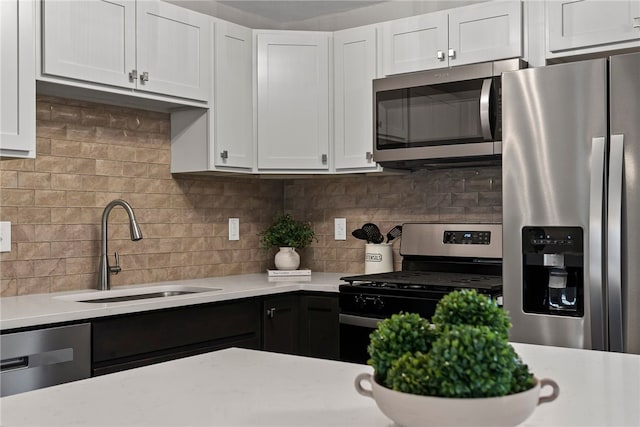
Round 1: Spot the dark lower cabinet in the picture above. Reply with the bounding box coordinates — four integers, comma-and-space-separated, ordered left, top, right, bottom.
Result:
262, 294, 300, 354
299, 294, 340, 360
91, 298, 261, 376
262, 293, 339, 360
90, 292, 339, 376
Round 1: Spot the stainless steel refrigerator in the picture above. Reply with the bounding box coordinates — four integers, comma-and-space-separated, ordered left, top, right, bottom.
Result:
502, 52, 640, 354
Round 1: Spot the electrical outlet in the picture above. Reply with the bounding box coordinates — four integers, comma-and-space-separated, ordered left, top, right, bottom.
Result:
0, 221, 11, 252
229, 218, 240, 241
334, 218, 346, 240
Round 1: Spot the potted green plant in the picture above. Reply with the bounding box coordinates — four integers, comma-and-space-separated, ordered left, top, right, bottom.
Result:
260, 213, 317, 270
356, 290, 559, 427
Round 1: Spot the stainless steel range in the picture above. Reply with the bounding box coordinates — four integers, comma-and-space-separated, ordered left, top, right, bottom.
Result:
339, 223, 502, 364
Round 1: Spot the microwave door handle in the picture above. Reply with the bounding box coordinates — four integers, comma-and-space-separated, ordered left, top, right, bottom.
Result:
480, 78, 493, 141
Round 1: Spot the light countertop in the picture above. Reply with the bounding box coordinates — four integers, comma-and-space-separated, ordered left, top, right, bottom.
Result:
0, 273, 344, 331
1, 344, 639, 426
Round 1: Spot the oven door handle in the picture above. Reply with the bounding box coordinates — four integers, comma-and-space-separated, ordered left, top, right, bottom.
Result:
339, 314, 382, 329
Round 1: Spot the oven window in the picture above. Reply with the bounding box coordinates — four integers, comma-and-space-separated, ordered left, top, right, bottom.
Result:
376, 79, 487, 149
340, 323, 375, 365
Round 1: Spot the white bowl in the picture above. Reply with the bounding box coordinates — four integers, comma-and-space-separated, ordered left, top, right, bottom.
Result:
355, 373, 559, 427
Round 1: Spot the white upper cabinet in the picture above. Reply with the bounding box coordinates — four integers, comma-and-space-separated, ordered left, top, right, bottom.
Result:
256, 32, 330, 171
382, 1, 522, 75
1, 0, 35, 159
212, 20, 253, 169
333, 26, 380, 172
547, 0, 640, 53
41, 0, 135, 89
171, 19, 253, 173
448, 1, 523, 67
382, 11, 448, 75
41, 0, 210, 103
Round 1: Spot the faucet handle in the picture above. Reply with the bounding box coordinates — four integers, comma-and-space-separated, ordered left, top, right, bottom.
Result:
109, 251, 122, 275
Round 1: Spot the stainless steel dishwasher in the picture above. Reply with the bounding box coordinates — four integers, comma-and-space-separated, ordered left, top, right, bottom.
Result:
1, 323, 91, 397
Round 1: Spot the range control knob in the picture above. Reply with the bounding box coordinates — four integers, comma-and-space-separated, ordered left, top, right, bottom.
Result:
373, 297, 384, 310
354, 295, 366, 308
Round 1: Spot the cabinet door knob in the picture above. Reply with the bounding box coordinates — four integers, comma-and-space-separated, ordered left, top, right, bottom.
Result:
129, 69, 138, 82
437, 50, 445, 61
267, 308, 275, 318
140, 71, 149, 82
448, 49, 456, 59
220, 150, 229, 160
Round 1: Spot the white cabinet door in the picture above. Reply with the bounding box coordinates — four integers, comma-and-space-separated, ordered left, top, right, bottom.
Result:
334, 26, 379, 171
41, 0, 136, 88
448, 1, 522, 67
1, 0, 35, 158
213, 20, 253, 169
257, 32, 330, 171
548, 0, 640, 52
382, 11, 448, 75
136, 1, 210, 101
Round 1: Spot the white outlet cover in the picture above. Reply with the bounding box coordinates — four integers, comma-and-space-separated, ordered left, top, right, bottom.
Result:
334, 218, 347, 240
0, 221, 11, 252
229, 218, 240, 241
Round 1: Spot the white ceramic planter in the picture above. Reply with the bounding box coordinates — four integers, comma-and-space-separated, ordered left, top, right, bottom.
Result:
274, 247, 300, 270
355, 373, 559, 427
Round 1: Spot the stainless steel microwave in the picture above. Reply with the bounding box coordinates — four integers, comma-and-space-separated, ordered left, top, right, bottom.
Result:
373, 59, 526, 170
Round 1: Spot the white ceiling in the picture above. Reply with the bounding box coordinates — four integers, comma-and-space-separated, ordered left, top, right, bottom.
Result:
217, 0, 385, 23
168, 1, 486, 31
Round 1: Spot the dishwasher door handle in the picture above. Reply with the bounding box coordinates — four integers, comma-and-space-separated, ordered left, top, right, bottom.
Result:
0, 356, 29, 372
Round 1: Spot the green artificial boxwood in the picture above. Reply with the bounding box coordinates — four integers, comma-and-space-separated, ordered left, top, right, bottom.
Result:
367, 290, 535, 398
431, 289, 511, 339
367, 312, 435, 384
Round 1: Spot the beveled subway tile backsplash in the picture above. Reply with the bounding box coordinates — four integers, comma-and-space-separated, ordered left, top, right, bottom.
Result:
0, 95, 502, 296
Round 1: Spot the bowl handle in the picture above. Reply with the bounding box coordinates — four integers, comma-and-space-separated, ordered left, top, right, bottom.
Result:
355, 373, 374, 398
538, 378, 560, 405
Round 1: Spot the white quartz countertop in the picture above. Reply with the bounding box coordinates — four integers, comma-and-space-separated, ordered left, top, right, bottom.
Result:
0, 273, 344, 331
1, 344, 639, 426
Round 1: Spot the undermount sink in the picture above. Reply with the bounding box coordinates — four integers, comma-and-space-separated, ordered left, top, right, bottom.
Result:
57, 285, 222, 304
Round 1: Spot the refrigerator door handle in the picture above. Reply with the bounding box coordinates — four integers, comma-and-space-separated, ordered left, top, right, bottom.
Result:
607, 134, 625, 352
589, 136, 607, 351
480, 78, 493, 141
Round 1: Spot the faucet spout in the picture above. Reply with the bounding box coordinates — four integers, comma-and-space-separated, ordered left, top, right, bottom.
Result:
98, 199, 143, 291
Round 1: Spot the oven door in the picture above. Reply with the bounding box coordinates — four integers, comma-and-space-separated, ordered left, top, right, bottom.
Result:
339, 314, 382, 364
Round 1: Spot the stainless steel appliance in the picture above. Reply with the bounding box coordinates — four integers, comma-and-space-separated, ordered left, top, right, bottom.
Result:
339, 223, 502, 364
0, 323, 91, 396
502, 52, 640, 354
373, 59, 525, 170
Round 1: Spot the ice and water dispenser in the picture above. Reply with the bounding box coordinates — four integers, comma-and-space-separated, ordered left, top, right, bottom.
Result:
522, 227, 584, 316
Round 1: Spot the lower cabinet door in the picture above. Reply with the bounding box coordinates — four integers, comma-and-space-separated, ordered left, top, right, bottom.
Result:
262, 295, 300, 355
299, 294, 340, 360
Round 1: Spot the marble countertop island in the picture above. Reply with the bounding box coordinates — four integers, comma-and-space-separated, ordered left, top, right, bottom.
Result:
1, 344, 639, 426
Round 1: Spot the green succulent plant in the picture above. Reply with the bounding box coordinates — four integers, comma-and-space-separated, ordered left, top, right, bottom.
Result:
431, 289, 511, 339
260, 213, 317, 250
367, 312, 435, 384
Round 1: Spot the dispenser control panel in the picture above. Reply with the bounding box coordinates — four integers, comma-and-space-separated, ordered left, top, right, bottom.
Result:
443, 230, 491, 245
523, 227, 583, 252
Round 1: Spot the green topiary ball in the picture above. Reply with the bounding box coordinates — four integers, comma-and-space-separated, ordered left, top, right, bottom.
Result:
427, 324, 517, 398
510, 356, 535, 394
367, 312, 435, 384
386, 351, 436, 396
431, 289, 511, 339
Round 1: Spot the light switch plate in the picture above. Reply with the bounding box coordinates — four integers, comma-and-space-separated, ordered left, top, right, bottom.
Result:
0, 221, 11, 252
334, 218, 346, 240
229, 218, 240, 241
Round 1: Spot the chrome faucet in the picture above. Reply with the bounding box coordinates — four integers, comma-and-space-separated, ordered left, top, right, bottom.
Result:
98, 199, 143, 290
